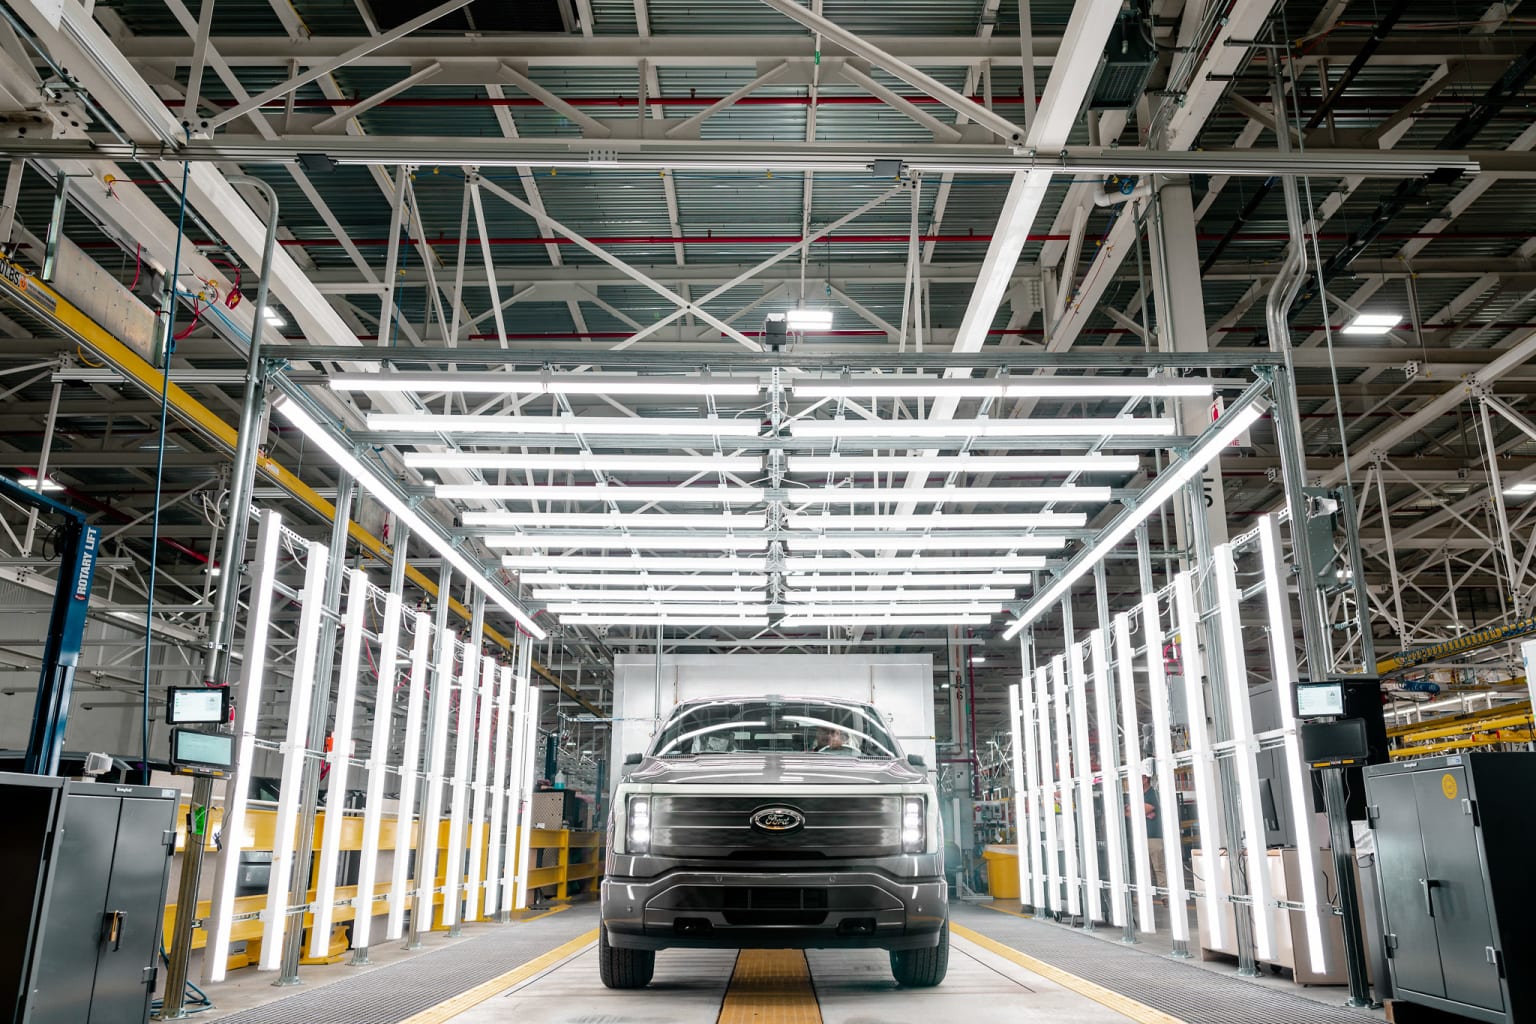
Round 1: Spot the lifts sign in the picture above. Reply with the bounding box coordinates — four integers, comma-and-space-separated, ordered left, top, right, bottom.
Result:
74, 528, 98, 601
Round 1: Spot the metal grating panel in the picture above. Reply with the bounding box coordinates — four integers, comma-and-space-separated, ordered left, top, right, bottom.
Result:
950, 905, 1378, 1024
208, 906, 597, 1024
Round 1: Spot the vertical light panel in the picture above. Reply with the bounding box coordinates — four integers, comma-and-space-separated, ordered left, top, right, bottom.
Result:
1090, 628, 1127, 928
202, 509, 282, 985
1113, 612, 1156, 935
513, 682, 541, 910
1141, 594, 1192, 943
442, 644, 478, 927
1034, 665, 1060, 912
501, 653, 528, 912
415, 636, 458, 932
1019, 642, 1045, 908
352, 589, 403, 952
259, 539, 329, 971
464, 656, 497, 921
310, 567, 371, 957
1007, 683, 1029, 906
485, 664, 514, 918
1211, 543, 1279, 961
387, 612, 432, 940
1171, 574, 1228, 948
1067, 641, 1101, 922
1257, 515, 1329, 972
1050, 655, 1081, 918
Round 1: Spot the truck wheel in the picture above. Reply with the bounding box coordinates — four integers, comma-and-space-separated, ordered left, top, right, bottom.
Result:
598, 926, 655, 989
889, 920, 949, 987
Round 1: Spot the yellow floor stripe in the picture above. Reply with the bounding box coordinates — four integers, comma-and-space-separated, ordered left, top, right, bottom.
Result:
399, 923, 597, 1024
980, 901, 1036, 920
716, 949, 822, 1024
950, 923, 1187, 1024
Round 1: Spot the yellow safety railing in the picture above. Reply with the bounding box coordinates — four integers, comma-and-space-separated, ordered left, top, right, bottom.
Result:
163, 803, 603, 971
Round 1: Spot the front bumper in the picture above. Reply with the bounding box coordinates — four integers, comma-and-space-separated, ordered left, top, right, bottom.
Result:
601, 870, 947, 951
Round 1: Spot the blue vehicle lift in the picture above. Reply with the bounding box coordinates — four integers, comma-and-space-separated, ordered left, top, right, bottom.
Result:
1, 473, 103, 775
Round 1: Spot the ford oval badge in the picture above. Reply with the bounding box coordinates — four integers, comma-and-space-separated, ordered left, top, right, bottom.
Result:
749, 806, 806, 834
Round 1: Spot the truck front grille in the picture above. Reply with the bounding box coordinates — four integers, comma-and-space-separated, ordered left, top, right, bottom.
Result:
649, 795, 902, 858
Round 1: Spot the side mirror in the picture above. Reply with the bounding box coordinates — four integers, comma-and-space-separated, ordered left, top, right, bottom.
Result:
624, 753, 643, 766
907, 754, 925, 768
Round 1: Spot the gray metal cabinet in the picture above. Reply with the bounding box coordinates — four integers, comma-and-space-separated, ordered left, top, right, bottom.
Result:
1365, 754, 1536, 1024
0, 773, 178, 1024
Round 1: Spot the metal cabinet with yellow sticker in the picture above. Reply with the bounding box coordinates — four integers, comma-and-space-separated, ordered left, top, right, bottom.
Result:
1365, 753, 1536, 1024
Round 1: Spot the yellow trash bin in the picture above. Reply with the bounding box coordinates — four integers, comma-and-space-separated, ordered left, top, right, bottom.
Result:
982, 844, 1020, 899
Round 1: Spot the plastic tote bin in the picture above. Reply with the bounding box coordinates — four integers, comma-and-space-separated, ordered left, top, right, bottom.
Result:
982, 844, 1020, 899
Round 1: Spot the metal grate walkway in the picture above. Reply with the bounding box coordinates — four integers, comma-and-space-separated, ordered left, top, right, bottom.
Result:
209, 906, 598, 1024
950, 904, 1380, 1024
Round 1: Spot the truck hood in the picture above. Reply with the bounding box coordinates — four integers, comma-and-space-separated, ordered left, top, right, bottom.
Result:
626, 753, 925, 787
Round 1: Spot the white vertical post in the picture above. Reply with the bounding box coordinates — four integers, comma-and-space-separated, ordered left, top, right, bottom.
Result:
387, 612, 432, 939
442, 643, 477, 927
1212, 543, 1279, 961
1172, 574, 1228, 948
485, 663, 514, 918
1019, 639, 1045, 909
310, 567, 370, 957
203, 510, 282, 985
464, 656, 497, 921
502, 653, 529, 912
1068, 640, 1101, 921
1034, 665, 1059, 912
1258, 516, 1328, 972
1090, 628, 1127, 928
1114, 612, 1157, 934
415, 636, 458, 933
1007, 683, 1029, 905
352, 589, 403, 952
259, 539, 329, 971
513, 681, 541, 910
1050, 654, 1081, 918
1142, 594, 1192, 942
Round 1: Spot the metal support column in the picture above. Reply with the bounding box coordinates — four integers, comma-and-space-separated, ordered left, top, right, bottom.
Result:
22, 379, 62, 555
1321, 767, 1373, 1007
1058, 595, 1089, 928
277, 473, 355, 984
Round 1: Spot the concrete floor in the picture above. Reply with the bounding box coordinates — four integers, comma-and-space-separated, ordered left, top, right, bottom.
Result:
445, 933, 1134, 1024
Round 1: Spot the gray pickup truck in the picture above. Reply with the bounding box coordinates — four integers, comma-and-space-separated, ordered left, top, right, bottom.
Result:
599, 695, 948, 989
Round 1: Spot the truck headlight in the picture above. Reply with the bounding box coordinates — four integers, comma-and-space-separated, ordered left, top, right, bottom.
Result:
627, 795, 651, 854
901, 796, 925, 854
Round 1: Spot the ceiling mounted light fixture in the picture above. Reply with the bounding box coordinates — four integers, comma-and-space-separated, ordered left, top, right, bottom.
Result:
784, 555, 1049, 571
367, 413, 763, 437
791, 485, 1110, 505
332, 372, 761, 397
1003, 392, 1270, 640
559, 615, 771, 627
793, 378, 1213, 399
262, 306, 286, 327
517, 572, 769, 587
271, 396, 546, 639
406, 452, 760, 473
786, 512, 1087, 530
532, 589, 769, 603
437, 484, 765, 504
464, 511, 768, 530
785, 572, 1035, 587
786, 455, 1139, 473
790, 417, 1175, 439
785, 308, 834, 330
779, 614, 993, 627
485, 533, 769, 551
503, 555, 770, 571
1341, 313, 1401, 336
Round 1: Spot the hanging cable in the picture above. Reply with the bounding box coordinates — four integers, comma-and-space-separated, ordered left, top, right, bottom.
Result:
140, 129, 193, 780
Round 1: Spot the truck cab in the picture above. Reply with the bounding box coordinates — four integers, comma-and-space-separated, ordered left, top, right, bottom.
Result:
599, 694, 948, 988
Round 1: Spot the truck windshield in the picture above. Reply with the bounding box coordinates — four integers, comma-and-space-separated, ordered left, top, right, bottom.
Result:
651, 699, 899, 759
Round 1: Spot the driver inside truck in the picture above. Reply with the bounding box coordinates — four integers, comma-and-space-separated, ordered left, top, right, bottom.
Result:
813, 725, 851, 753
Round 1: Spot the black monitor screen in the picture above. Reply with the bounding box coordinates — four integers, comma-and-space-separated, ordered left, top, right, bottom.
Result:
1300, 718, 1369, 765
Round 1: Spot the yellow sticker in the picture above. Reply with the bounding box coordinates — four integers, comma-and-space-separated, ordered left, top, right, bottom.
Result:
1441, 774, 1458, 800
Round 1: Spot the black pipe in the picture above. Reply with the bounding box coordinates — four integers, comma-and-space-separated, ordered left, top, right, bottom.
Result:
1200, 0, 1413, 275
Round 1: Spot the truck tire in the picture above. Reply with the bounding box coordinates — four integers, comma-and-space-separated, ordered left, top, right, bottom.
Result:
598, 926, 655, 989
889, 920, 949, 987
